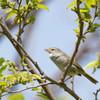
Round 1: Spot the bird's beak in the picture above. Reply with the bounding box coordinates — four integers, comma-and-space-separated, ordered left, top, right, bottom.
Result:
45, 49, 51, 53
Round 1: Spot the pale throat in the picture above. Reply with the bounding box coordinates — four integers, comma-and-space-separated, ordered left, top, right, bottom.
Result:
49, 52, 60, 60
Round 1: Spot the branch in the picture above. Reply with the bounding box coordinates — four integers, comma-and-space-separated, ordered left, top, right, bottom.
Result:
60, 0, 84, 82
84, 3, 98, 35
0, 16, 56, 100
93, 88, 100, 100
0, 16, 82, 100
2, 82, 51, 97
71, 77, 74, 91
43, 75, 82, 100
9, 37, 44, 75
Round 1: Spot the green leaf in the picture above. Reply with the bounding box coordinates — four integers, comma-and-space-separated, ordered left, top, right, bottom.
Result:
84, 3, 89, 10
0, 65, 7, 74
37, 0, 43, 2
86, 0, 92, 8
37, 94, 49, 100
86, 0, 96, 8
22, 64, 28, 67
17, 18, 23, 24
0, 74, 3, 77
31, 74, 41, 79
26, 15, 35, 24
32, 87, 42, 93
7, 75, 16, 80
38, 4, 49, 11
8, 93, 24, 100
26, 0, 29, 4
94, 23, 100, 27
0, 57, 5, 66
80, 9, 90, 12
0, 74, 7, 79
73, 29, 79, 32
20, 56, 25, 64
9, 2, 16, 6
84, 61, 98, 69
0, 82, 8, 86
6, 8, 12, 13
6, 10, 17, 21
20, 72, 27, 76
7, 61, 15, 67
83, 24, 87, 27
66, 0, 76, 9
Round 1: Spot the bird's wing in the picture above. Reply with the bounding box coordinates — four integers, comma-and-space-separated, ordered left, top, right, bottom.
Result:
73, 60, 85, 72
64, 54, 85, 72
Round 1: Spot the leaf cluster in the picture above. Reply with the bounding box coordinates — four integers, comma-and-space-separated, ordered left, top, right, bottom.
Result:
0, 0, 49, 24
84, 52, 100, 73
0, 57, 41, 98
67, 0, 100, 42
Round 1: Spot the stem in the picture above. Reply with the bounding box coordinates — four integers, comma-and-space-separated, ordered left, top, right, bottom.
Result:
2, 82, 52, 97
0, 16, 56, 100
71, 77, 74, 91
60, 0, 84, 82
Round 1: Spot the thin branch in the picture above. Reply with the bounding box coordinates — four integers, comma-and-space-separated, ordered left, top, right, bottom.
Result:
10, 38, 44, 75
84, 3, 98, 35
60, 0, 84, 82
71, 77, 74, 91
93, 88, 100, 100
17, 0, 28, 42
43, 75, 82, 100
2, 82, 52, 97
0, 16, 56, 100
0, 6, 82, 99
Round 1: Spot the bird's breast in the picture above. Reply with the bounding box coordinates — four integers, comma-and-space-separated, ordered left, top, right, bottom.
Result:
50, 54, 68, 72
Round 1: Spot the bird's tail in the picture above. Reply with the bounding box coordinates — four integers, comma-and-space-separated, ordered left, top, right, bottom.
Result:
82, 71, 98, 84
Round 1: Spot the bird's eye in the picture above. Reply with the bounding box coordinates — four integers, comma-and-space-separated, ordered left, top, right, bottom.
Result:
51, 49, 54, 51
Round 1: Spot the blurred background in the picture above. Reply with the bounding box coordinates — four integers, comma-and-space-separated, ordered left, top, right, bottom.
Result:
0, 0, 100, 100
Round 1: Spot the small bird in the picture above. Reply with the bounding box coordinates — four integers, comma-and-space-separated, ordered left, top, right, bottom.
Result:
45, 47, 98, 84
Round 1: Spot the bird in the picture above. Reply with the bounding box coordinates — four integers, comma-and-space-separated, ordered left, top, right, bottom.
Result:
45, 47, 98, 84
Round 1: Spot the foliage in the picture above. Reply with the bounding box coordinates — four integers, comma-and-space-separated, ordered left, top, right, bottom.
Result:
0, 0, 49, 42
7, 93, 24, 100
67, 0, 100, 76
0, 57, 42, 99
67, 0, 100, 42
0, 0, 100, 100
0, 0, 49, 22
84, 52, 100, 73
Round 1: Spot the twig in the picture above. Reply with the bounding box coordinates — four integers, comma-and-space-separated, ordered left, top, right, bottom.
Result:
17, 0, 22, 42
84, 3, 98, 35
0, 16, 56, 100
60, 0, 84, 83
43, 75, 82, 100
93, 88, 100, 100
71, 77, 74, 91
2, 82, 52, 97
16, 0, 29, 42
11, 38, 44, 75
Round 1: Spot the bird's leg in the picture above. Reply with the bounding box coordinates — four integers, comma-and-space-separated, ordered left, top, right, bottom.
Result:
64, 76, 72, 82
71, 76, 74, 91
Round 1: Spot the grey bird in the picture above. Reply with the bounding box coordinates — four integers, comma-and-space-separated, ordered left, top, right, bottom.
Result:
45, 47, 98, 84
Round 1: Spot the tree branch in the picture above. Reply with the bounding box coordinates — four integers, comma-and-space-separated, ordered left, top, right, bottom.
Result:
2, 82, 52, 97
60, 0, 84, 83
0, 16, 82, 100
0, 16, 56, 100
43, 75, 82, 100
71, 77, 74, 91
84, 3, 97, 35
93, 88, 100, 100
